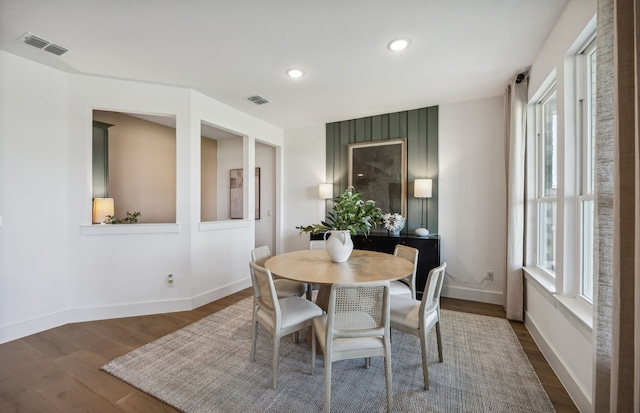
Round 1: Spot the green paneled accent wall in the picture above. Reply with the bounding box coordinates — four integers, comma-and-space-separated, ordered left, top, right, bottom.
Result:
326, 106, 438, 234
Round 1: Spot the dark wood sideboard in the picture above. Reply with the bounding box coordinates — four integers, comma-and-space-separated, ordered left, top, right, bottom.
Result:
311, 232, 441, 298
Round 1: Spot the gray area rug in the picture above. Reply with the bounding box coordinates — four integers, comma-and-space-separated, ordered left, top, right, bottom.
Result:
102, 297, 554, 412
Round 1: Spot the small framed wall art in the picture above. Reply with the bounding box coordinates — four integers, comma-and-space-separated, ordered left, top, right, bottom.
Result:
230, 167, 260, 219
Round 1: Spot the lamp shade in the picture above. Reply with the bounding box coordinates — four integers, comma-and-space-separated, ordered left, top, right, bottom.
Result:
319, 183, 333, 199
92, 198, 114, 224
414, 179, 432, 198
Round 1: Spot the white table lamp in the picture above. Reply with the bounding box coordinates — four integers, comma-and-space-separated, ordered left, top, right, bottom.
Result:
93, 198, 114, 224
319, 183, 333, 199
414, 179, 432, 236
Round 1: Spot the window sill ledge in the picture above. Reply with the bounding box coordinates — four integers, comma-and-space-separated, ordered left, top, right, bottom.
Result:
523, 266, 556, 295
199, 220, 251, 232
80, 223, 179, 235
556, 295, 593, 334
524, 266, 593, 338
524, 266, 557, 308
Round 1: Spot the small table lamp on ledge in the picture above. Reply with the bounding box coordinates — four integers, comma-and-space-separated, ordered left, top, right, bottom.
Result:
319, 183, 333, 200
414, 179, 432, 236
92, 198, 114, 224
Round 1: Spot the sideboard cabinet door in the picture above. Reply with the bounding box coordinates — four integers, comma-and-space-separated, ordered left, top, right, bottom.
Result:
352, 234, 441, 297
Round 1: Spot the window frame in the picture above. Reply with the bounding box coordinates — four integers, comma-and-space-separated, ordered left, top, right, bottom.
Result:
524, 25, 597, 334
534, 84, 558, 279
576, 38, 596, 304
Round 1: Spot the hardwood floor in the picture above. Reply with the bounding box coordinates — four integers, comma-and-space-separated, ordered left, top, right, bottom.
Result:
0, 290, 577, 412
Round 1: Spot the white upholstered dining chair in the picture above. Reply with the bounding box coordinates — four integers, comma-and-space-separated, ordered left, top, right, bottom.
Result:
389, 261, 447, 390
311, 281, 393, 413
249, 261, 323, 389
389, 244, 419, 300
251, 245, 307, 299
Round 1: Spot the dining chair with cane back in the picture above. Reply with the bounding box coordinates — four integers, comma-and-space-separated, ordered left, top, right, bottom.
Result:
251, 245, 307, 299
249, 261, 323, 389
311, 281, 393, 413
389, 244, 419, 300
389, 262, 447, 390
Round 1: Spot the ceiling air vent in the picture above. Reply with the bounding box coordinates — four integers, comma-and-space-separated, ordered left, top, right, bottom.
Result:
20, 32, 71, 56
246, 94, 270, 105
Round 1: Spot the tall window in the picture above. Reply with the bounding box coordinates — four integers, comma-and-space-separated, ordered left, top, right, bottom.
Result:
536, 86, 558, 276
578, 40, 596, 302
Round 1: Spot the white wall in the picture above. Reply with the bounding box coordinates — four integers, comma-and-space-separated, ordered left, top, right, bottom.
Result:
281, 124, 327, 254
526, 282, 593, 412
0, 51, 70, 336
524, 0, 597, 411
0, 51, 284, 343
439, 96, 507, 305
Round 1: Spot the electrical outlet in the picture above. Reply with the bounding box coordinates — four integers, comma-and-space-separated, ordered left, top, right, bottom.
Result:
167, 274, 175, 287
485, 270, 494, 281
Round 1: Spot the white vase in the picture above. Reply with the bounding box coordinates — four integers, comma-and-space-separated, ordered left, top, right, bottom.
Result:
323, 230, 354, 263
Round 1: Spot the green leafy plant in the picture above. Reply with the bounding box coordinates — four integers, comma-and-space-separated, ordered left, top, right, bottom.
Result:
296, 187, 383, 236
106, 211, 141, 224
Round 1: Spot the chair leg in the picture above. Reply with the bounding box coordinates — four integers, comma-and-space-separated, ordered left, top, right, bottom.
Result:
272, 336, 280, 389
364, 357, 370, 369
420, 330, 429, 390
311, 325, 316, 375
384, 343, 393, 412
250, 314, 258, 362
324, 355, 332, 413
294, 330, 299, 343
435, 321, 444, 362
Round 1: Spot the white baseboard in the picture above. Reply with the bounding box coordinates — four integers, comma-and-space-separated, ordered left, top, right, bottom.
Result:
191, 277, 252, 308
66, 297, 194, 324
441, 284, 504, 305
526, 311, 592, 413
0, 310, 69, 345
0, 278, 253, 345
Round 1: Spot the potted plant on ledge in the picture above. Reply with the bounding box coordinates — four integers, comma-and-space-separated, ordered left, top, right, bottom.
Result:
296, 187, 383, 262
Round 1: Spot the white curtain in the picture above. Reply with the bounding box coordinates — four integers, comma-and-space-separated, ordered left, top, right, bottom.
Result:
504, 76, 528, 321
593, 0, 640, 410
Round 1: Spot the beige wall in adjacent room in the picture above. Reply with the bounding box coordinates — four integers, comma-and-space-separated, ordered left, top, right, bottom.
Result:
93, 110, 176, 223
255, 141, 276, 252
201, 137, 218, 221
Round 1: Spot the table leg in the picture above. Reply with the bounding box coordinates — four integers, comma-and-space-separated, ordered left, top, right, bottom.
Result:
315, 285, 330, 312
306, 285, 331, 355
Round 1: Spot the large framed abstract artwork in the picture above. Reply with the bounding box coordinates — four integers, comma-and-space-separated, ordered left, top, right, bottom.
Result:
348, 139, 406, 216
230, 168, 260, 219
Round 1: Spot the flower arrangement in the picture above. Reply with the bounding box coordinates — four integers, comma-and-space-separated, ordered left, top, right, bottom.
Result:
296, 187, 383, 236
382, 213, 405, 233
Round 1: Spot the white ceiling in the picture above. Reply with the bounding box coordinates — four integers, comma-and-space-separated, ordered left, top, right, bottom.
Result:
0, 0, 567, 130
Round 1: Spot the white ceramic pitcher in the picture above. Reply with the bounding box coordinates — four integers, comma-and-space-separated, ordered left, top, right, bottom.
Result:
323, 230, 354, 263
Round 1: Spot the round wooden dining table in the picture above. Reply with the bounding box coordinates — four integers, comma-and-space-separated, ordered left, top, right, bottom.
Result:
264, 248, 414, 310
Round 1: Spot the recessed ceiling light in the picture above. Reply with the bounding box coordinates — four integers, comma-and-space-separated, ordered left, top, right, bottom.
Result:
286, 69, 305, 79
387, 38, 410, 52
